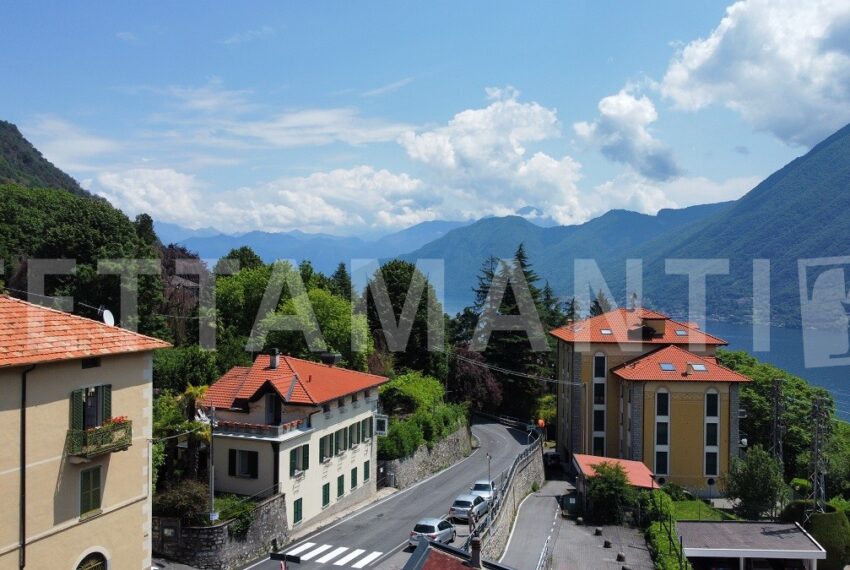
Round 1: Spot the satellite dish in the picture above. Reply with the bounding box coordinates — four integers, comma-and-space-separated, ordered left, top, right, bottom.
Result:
102, 309, 115, 327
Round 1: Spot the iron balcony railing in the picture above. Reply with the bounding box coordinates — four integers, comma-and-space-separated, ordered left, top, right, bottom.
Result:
66, 420, 133, 458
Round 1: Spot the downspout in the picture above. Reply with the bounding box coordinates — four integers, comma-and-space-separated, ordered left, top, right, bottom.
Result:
19, 364, 36, 570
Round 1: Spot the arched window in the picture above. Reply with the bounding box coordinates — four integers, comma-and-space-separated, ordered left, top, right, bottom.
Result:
591, 353, 607, 456
654, 389, 670, 476
77, 552, 107, 570
704, 389, 720, 477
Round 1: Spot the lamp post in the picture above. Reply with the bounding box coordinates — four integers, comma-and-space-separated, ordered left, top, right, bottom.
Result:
208, 407, 218, 522
486, 453, 492, 489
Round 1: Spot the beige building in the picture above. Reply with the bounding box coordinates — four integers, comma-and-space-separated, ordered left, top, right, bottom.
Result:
0, 295, 170, 570
551, 308, 750, 493
201, 351, 387, 530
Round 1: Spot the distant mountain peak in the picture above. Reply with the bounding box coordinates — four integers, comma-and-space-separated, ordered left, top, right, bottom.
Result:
0, 120, 91, 197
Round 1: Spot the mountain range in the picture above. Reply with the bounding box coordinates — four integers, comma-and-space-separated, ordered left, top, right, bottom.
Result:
3, 118, 850, 325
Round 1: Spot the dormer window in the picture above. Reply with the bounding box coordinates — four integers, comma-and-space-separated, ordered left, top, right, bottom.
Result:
659, 363, 675, 372
690, 363, 707, 372
351, 392, 359, 403
322, 403, 331, 413
338, 397, 346, 408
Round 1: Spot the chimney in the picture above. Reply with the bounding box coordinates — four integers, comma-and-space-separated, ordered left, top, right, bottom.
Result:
470, 536, 482, 568
270, 348, 280, 370
319, 351, 342, 366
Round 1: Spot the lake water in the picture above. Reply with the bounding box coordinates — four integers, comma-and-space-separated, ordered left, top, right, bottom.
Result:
704, 320, 850, 418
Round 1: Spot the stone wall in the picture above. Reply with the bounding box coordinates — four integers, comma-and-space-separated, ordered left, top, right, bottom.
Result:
481, 443, 545, 560
378, 424, 472, 490
152, 493, 288, 570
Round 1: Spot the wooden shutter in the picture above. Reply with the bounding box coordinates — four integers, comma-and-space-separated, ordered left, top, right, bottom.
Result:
302, 444, 309, 471
101, 384, 112, 421
70, 389, 85, 430
228, 449, 237, 476
319, 437, 325, 463
248, 451, 258, 478
290, 448, 297, 476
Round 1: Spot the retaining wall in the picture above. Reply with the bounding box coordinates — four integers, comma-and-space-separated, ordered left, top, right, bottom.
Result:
378, 424, 473, 489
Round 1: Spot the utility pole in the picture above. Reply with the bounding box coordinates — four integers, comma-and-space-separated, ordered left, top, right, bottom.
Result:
805, 396, 829, 524
209, 407, 218, 522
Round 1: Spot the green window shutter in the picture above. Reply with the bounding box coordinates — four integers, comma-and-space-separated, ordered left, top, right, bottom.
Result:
80, 466, 101, 516
322, 483, 330, 507
248, 451, 258, 478
337, 475, 344, 497
70, 389, 85, 430
101, 384, 112, 421
319, 437, 326, 463
229, 449, 237, 476
364, 460, 370, 481
290, 448, 297, 477
294, 498, 302, 524
302, 444, 309, 471
351, 467, 357, 489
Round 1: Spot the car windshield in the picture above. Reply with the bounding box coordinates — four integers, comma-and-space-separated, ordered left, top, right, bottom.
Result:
453, 500, 471, 508
472, 484, 491, 491
413, 524, 436, 533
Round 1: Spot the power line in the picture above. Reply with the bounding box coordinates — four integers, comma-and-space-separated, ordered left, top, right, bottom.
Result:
454, 353, 582, 386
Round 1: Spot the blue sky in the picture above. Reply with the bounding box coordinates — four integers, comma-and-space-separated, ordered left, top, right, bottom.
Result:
4, 1, 849, 236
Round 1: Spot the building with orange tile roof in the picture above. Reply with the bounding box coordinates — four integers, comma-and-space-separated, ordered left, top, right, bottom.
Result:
0, 295, 170, 570
550, 307, 749, 494
200, 350, 388, 530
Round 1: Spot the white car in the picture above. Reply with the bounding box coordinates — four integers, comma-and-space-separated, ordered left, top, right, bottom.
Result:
469, 479, 497, 507
409, 518, 456, 548
449, 494, 487, 522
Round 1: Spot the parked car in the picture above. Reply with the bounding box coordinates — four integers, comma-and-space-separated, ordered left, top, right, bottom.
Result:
469, 479, 497, 507
408, 518, 456, 549
449, 494, 487, 522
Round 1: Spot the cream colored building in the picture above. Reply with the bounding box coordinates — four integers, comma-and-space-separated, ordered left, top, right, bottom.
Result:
551, 308, 750, 493
201, 351, 387, 530
0, 295, 170, 570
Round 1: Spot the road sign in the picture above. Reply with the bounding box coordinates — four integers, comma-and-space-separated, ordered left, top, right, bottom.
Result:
375, 414, 388, 436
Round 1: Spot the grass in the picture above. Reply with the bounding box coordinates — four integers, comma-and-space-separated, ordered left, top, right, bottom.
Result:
672, 500, 735, 521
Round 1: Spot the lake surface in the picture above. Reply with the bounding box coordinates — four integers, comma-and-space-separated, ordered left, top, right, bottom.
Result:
704, 320, 850, 418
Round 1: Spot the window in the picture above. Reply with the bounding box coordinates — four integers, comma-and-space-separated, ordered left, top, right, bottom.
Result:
322, 483, 330, 507
319, 435, 333, 463
76, 552, 107, 570
70, 385, 112, 431
675, 329, 688, 336
704, 389, 720, 476
338, 397, 346, 409
593, 410, 605, 432
654, 389, 670, 476
593, 383, 605, 405
81, 357, 101, 369
229, 449, 259, 479
659, 363, 675, 372
351, 467, 358, 489
365, 389, 372, 398
691, 363, 707, 372
80, 466, 102, 517
322, 403, 331, 413
293, 498, 303, 524
351, 392, 359, 403
349, 423, 359, 448
337, 475, 345, 498
361, 417, 373, 441
592, 436, 605, 456
289, 444, 309, 477
334, 428, 347, 455
600, 328, 612, 335
593, 354, 607, 379
364, 460, 370, 482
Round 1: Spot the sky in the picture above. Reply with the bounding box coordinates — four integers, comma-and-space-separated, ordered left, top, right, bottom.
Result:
3, 0, 850, 237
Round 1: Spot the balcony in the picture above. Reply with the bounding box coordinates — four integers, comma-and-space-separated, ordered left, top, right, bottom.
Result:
66, 420, 133, 460
216, 419, 304, 438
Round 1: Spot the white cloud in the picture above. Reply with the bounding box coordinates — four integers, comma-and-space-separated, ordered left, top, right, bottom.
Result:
574, 88, 681, 181
362, 77, 414, 97
116, 31, 137, 42
22, 117, 122, 172
95, 169, 204, 227
221, 25, 274, 45
156, 77, 256, 114
661, 0, 850, 146
399, 87, 589, 224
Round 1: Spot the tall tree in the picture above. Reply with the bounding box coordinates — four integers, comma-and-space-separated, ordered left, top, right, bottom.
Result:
725, 445, 786, 520
589, 289, 613, 316
330, 262, 353, 301
564, 297, 579, 323
447, 347, 503, 411
214, 245, 264, 273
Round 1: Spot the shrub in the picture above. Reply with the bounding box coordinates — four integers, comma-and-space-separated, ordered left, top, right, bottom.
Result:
216, 495, 255, 538
724, 445, 786, 519
791, 477, 812, 498
378, 419, 424, 460
780, 500, 814, 523
638, 490, 674, 525
587, 462, 637, 524
829, 496, 850, 513
662, 483, 691, 502
809, 510, 850, 570
153, 480, 209, 525
646, 521, 692, 570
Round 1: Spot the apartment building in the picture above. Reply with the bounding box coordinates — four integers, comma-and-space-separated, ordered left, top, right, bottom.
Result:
550, 307, 750, 493
0, 295, 170, 570
201, 351, 387, 530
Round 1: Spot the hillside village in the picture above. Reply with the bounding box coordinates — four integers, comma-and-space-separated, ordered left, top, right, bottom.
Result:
4, 3, 850, 570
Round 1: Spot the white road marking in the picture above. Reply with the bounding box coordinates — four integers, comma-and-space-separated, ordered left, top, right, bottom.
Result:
285, 542, 316, 556
334, 549, 366, 565
352, 551, 383, 568
317, 546, 349, 563
301, 544, 333, 560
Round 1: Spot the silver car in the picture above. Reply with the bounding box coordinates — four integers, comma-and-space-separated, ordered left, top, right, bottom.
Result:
408, 518, 456, 548
449, 493, 487, 522
469, 479, 497, 507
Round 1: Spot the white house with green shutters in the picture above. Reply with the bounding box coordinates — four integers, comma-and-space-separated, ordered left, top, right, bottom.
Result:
202, 352, 387, 530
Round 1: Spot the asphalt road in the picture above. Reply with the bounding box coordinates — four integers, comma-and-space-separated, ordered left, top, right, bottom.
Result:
247, 420, 531, 570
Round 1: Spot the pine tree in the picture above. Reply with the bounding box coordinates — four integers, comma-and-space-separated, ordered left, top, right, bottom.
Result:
565, 297, 579, 323
589, 289, 613, 316
330, 262, 352, 301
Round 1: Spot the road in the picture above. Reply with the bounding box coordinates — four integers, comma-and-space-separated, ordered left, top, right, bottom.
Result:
247, 420, 530, 570
499, 480, 563, 569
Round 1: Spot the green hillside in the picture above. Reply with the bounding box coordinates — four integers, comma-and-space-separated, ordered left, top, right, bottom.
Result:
0, 120, 91, 197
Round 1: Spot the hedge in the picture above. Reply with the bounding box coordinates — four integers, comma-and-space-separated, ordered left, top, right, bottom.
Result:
809, 510, 850, 570
645, 521, 692, 570
377, 402, 467, 460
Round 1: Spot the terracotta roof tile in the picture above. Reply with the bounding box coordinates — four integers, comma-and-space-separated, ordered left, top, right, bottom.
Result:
202, 354, 389, 409
0, 295, 171, 368
573, 454, 659, 489
549, 308, 727, 346
612, 345, 750, 383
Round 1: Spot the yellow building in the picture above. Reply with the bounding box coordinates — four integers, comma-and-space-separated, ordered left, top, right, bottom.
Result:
550, 307, 749, 493
0, 295, 170, 570
201, 351, 388, 531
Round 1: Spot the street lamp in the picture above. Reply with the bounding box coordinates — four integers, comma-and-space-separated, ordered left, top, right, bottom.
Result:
486, 453, 492, 488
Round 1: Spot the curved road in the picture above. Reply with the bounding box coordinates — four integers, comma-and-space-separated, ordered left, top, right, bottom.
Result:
247, 420, 530, 570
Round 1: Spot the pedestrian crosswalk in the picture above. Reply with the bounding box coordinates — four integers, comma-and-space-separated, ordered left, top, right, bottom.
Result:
284, 542, 383, 567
